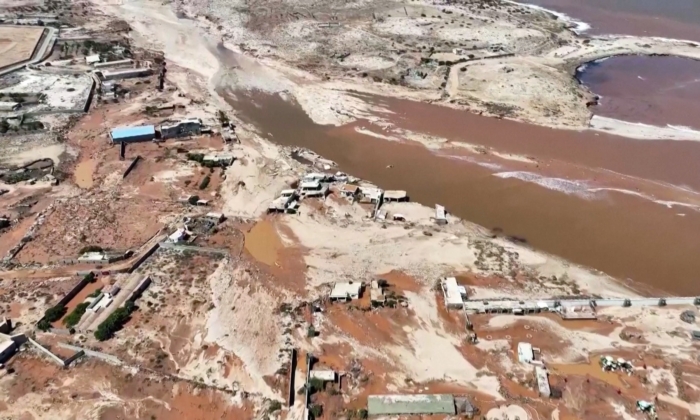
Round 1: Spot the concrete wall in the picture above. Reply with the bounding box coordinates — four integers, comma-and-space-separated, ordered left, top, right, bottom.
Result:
58, 342, 122, 365
122, 155, 141, 178
288, 348, 297, 407
26, 337, 65, 367
56, 274, 93, 307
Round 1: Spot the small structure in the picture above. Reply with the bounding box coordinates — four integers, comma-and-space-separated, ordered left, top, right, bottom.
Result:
108, 285, 121, 298
302, 173, 329, 183
269, 190, 298, 213
384, 190, 408, 202
370, 280, 385, 307
558, 305, 597, 320
330, 281, 362, 302
168, 227, 190, 243
517, 342, 534, 364
202, 153, 234, 167
440, 277, 467, 309
360, 187, 383, 204
435, 204, 447, 225
109, 125, 156, 143
204, 212, 224, 224
309, 370, 336, 382
93, 59, 134, 69
680, 310, 696, 324
455, 397, 478, 418
368, 394, 456, 416
100, 67, 153, 81
535, 366, 551, 397
300, 181, 328, 198
0, 101, 21, 112
85, 54, 100, 65
0, 340, 17, 363
160, 118, 203, 140
337, 184, 360, 200
77, 252, 109, 263
0, 216, 10, 229
691, 330, 700, 341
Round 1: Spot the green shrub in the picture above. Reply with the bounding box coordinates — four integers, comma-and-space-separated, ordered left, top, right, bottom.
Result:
44, 304, 66, 322
267, 400, 282, 413
78, 245, 102, 254
187, 195, 200, 205
94, 300, 135, 341
63, 302, 89, 327
198, 175, 210, 190
309, 404, 323, 419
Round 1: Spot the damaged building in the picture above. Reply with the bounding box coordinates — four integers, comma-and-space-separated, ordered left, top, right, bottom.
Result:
160, 118, 203, 139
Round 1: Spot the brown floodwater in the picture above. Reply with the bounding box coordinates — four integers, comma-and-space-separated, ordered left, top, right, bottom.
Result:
228, 91, 700, 296
521, 0, 700, 40
577, 56, 700, 130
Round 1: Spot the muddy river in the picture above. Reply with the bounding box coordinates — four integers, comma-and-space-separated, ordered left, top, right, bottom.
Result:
578, 56, 700, 131
226, 89, 700, 296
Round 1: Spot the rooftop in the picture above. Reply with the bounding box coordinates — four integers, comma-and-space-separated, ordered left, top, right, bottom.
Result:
441, 277, 465, 307
384, 190, 408, 200
330, 281, 362, 300
368, 394, 456, 416
110, 125, 156, 140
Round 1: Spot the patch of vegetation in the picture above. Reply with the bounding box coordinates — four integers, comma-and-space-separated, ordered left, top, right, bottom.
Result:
94, 300, 135, 341
88, 287, 103, 298
187, 153, 204, 163
308, 378, 324, 394
37, 304, 66, 331
187, 195, 200, 205
1, 171, 32, 184
266, 400, 282, 414
198, 175, 210, 190
63, 302, 89, 328
217, 110, 230, 126
309, 404, 323, 419
78, 245, 103, 254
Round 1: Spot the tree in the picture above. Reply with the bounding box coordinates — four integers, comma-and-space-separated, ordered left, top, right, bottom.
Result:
187, 195, 200, 205
217, 110, 230, 126
309, 404, 323, 419
198, 175, 210, 190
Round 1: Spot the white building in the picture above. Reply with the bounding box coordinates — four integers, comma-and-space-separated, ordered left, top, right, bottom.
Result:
535, 366, 551, 397
383, 190, 408, 202
330, 282, 362, 302
517, 342, 534, 364
168, 227, 189, 243
360, 187, 383, 204
202, 153, 234, 167
435, 204, 447, 225
309, 370, 337, 382
85, 54, 101, 65
441, 277, 467, 309
77, 252, 109, 263
204, 212, 225, 223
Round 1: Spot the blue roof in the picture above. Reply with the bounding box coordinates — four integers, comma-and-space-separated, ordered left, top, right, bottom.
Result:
110, 125, 155, 140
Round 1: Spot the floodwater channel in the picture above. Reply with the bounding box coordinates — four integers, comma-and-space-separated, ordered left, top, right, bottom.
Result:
224, 88, 700, 296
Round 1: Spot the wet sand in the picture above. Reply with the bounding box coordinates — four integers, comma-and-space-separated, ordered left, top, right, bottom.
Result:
578, 56, 700, 130
521, 0, 700, 40
231, 92, 700, 296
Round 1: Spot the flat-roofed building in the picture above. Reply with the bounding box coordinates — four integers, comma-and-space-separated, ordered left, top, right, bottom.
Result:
160, 118, 203, 139
109, 125, 156, 143
518, 342, 534, 364
384, 190, 408, 202
368, 394, 456, 416
330, 281, 362, 302
441, 277, 467, 309
535, 366, 551, 397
